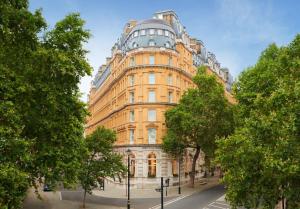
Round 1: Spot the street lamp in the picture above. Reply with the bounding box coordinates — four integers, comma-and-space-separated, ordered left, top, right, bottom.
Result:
126, 149, 132, 209
178, 156, 181, 194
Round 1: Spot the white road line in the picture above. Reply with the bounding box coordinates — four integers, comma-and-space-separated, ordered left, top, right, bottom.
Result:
59, 191, 62, 200
208, 202, 229, 209
149, 195, 189, 209
214, 202, 229, 207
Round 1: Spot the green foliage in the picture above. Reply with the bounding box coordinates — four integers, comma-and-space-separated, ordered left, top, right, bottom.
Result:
163, 66, 234, 186
79, 127, 126, 208
216, 35, 300, 208
0, 0, 91, 208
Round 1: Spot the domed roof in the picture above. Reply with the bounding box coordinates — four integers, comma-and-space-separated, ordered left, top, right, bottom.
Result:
128, 18, 175, 36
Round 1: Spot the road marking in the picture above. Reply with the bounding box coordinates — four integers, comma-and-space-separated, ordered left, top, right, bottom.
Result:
59, 192, 62, 200
208, 202, 229, 209
149, 195, 189, 209
214, 202, 229, 207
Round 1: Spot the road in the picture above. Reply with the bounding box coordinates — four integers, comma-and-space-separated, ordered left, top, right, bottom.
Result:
61, 185, 227, 209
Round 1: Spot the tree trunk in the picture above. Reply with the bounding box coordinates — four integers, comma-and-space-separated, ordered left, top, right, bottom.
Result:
190, 146, 200, 187
83, 190, 87, 208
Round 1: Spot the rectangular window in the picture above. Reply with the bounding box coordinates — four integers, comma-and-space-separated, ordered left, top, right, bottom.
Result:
148, 128, 156, 144
148, 109, 156, 121
167, 74, 172, 85
164, 30, 169, 37
129, 110, 134, 122
129, 92, 134, 103
148, 91, 155, 102
168, 57, 172, 66
157, 29, 163, 35
168, 91, 173, 103
133, 31, 139, 37
148, 73, 155, 84
149, 55, 155, 65
140, 29, 146, 36
129, 129, 134, 144
149, 29, 155, 35
129, 75, 134, 86
130, 57, 135, 66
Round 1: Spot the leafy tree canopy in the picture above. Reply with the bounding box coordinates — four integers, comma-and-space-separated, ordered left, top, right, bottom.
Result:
216, 35, 300, 209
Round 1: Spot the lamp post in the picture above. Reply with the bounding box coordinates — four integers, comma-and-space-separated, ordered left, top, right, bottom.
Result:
178, 156, 181, 194
126, 149, 131, 209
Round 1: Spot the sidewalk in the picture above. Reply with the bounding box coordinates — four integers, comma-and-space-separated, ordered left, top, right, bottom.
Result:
93, 176, 221, 199
22, 188, 125, 209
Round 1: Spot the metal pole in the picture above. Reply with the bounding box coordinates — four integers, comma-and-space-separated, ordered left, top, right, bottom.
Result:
161, 177, 164, 209
127, 155, 130, 209
178, 157, 181, 194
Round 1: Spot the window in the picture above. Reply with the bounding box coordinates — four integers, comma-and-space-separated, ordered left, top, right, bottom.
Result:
149, 40, 155, 47
157, 29, 163, 35
140, 29, 146, 36
171, 33, 174, 39
149, 29, 155, 35
149, 55, 155, 64
130, 57, 135, 66
148, 91, 155, 102
148, 109, 156, 121
148, 153, 156, 177
132, 42, 138, 48
129, 129, 134, 144
168, 91, 173, 103
128, 75, 134, 86
148, 73, 155, 84
168, 57, 172, 66
129, 110, 134, 122
165, 42, 170, 48
148, 129, 156, 144
164, 30, 169, 37
129, 92, 134, 103
133, 31, 139, 37
167, 74, 172, 85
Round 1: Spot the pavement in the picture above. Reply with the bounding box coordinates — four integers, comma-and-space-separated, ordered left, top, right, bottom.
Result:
92, 176, 220, 199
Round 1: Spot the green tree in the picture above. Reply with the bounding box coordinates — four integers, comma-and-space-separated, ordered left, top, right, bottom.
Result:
216, 35, 300, 209
0, 0, 91, 208
163, 66, 234, 187
79, 127, 126, 208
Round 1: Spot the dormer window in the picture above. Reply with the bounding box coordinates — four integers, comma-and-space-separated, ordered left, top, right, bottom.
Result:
149, 40, 155, 47
133, 31, 139, 37
140, 30, 146, 36
132, 42, 138, 48
165, 42, 170, 48
149, 29, 155, 35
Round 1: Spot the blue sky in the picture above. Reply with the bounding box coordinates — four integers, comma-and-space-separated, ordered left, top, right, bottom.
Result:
29, 0, 300, 102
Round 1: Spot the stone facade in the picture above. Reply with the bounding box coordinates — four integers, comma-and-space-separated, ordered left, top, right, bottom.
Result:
86, 10, 234, 187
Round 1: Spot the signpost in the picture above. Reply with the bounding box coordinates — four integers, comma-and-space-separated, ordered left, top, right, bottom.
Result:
155, 177, 170, 209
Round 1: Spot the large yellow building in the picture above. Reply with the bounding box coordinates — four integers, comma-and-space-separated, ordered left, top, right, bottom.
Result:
86, 11, 233, 187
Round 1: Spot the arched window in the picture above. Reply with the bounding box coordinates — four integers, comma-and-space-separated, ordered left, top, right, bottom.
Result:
148, 40, 155, 47
165, 41, 170, 48
132, 42, 138, 48
129, 154, 135, 177
148, 153, 156, 177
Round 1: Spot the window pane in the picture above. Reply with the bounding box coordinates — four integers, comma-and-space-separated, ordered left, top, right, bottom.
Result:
149, 29, 155, 35
129, 92, 134, 103
130, 110, 134, 122
149, 73, 155, 84
148, 109, 156, 121
129, 129, 134, 144
164, 30, 169, 36
148, 91, 155, 102
140, 30, 146, 35
148, 128, 156, 144
149, 55, 155, 64
130, 57, 135, 66
167, 74, 172, 85
168, 92, 173, 103
149, 40, 155, 46
129, 75, 134, 86
157, 29, 163, 35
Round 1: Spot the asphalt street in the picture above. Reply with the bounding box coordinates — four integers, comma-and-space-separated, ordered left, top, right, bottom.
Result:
61, 185, 226, 209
